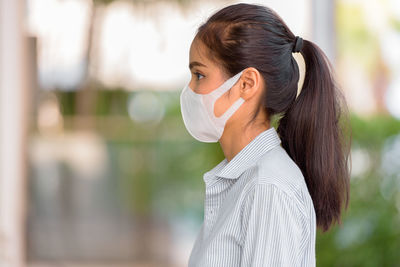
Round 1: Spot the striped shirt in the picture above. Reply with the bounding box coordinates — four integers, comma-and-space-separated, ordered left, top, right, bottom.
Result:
188, 126, 316, 267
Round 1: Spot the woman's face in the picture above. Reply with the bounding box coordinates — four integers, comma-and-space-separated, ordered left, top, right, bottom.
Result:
188, 38, 243, 118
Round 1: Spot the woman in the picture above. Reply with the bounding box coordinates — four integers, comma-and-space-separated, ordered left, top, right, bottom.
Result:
179, 3, 351, 266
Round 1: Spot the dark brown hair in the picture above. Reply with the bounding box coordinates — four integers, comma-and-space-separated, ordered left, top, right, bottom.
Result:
196, 3, 351, 232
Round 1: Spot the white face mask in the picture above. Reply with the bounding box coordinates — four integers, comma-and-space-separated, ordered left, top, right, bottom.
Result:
180, 70, 245, 143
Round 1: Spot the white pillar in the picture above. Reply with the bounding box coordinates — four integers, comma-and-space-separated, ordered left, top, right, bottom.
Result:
312, 0, 336, 64
0, 0, 31, 265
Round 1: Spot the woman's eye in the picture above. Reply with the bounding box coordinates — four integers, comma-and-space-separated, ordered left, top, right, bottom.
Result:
194, 72, 205, 80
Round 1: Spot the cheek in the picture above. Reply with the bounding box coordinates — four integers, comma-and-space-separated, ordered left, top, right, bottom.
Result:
214, 91, 232, 117
191, 78, 218, 94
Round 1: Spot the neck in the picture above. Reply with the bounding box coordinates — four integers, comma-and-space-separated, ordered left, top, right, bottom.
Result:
219, 119, 270, 162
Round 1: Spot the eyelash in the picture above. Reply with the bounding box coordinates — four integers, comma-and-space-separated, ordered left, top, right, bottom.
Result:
194, 72, 205, 80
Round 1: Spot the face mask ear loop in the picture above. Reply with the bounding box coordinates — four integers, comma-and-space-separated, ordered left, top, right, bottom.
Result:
213, 71, 246, 129
214, 97, 245, 123
207, 70, 244, 100
206, 70, 244, 123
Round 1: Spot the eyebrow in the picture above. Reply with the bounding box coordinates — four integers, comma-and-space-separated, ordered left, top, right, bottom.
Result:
189, 61, 207, 70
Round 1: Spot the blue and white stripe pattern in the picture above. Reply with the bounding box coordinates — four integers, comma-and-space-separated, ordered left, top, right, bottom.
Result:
188, 126, 316, 266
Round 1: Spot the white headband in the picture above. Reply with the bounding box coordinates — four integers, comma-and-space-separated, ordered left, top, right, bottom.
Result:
292, 52, 306, 99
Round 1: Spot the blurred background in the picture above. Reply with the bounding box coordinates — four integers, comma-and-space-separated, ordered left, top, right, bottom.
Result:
0, 0, 400, 266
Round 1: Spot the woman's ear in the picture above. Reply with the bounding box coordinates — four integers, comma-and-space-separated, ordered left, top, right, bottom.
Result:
239, 67, 261, 100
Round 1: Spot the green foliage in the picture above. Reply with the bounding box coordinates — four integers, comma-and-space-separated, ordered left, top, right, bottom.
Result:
56, 90, 76, 115
350, 113, 400, 148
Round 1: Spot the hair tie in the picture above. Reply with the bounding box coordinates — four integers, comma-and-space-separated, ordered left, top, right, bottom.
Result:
292, 36, 303, 53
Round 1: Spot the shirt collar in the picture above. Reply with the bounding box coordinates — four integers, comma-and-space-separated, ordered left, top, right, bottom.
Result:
211, 126, 282, 180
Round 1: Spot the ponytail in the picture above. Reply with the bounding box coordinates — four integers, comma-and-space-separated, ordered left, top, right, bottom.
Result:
277, 40, 351, 232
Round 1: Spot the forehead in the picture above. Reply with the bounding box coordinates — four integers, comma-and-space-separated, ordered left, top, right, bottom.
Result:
189, 38, 211, 65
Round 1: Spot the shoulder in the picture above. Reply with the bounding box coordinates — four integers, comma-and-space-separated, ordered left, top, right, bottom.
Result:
257, 145, 305, 188
240, 145, 310, 218
257, 145, 307, 197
